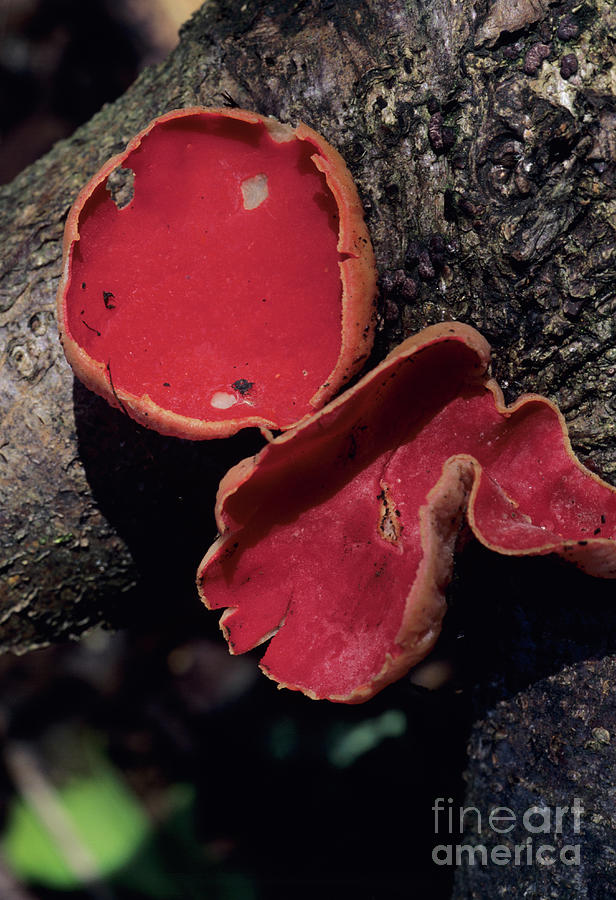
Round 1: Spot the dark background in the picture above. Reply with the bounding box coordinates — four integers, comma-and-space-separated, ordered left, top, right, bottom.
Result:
0, 0, 193, 184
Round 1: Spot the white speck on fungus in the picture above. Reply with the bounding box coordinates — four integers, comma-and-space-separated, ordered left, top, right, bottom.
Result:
241, 174, 269, 210
211, 391, 237, 409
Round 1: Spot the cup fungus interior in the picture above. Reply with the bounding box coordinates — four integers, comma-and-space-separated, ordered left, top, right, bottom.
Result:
60, 110, 375, 436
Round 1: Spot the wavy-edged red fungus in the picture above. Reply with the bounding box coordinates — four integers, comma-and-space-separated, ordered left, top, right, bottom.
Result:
57, 107, 377, 438
197, 322, 616, 703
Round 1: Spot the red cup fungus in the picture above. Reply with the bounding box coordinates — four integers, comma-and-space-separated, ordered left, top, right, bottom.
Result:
197, 322, 616, 703
56, 107, 377, 438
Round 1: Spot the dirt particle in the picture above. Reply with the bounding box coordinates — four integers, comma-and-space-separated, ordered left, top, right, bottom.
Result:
378, 484, 402, 544
82, 320, 101, 336
232, 378, 254, 395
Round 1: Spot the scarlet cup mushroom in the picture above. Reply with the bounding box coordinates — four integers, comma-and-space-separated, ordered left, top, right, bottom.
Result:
57, 107, 377, 438
198, 322, 616, 703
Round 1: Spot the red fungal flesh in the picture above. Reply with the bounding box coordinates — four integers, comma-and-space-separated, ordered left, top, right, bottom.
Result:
198, 324, 616, 703
58, 109, 377, 437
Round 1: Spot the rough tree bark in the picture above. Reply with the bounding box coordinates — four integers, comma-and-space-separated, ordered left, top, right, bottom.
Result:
1, 0, 615, 895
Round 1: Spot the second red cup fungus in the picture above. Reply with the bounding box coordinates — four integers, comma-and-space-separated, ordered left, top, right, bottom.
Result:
57, 107, 377, 438
198, 323, 616, 703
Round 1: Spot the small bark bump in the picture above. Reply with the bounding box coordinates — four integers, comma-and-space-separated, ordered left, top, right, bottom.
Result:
557, 14, 580, 41
524, 42, 551, 76
560, 53, 578, 79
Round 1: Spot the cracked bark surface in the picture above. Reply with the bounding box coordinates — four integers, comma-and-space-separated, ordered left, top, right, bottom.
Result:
1, 1, 615, 892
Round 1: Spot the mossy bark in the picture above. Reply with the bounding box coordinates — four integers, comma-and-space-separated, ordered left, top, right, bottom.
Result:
1, 1, 615, 889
